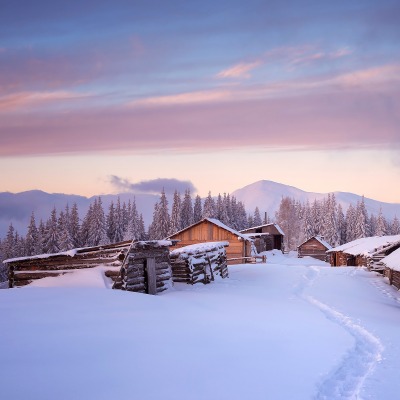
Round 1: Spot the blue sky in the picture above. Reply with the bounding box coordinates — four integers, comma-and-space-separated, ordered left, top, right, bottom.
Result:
0, 0, 399, 201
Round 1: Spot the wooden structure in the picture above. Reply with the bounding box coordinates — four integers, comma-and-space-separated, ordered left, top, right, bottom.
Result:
3, 241, 132, 288
240, 223, 285, 253
0, 263, 7, 289
170, 241, 229, 285
113, 240, 173, 294
327, 235, 400, 268
168, 218, 254, 265
380, 248, 400, 289
297, 236, 332, 262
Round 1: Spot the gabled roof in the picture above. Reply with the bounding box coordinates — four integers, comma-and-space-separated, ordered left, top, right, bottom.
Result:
167, 218, 252, 242
298, 236, 332, 250
327, 235, 400, 257
240, 223, 285, 236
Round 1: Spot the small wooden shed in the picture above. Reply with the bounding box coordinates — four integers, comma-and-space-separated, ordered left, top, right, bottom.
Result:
297, 236, 332, 262
381, 248, 400, 290
3, 240, 132, 288
327, 235, 400, 268
240, 223, 285, 252
113, 240, 174, 294
167, 218, 254, 264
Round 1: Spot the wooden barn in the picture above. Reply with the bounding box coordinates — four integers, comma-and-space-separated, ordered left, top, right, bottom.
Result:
167, 218, 255, 264
297, 236, 332, 262
381, 248, 400, 290
327, 235, 400, 269
240, 223, 285, 253
3, 240, 132, 288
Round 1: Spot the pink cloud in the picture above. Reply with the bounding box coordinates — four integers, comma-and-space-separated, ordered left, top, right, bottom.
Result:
216, 61, 262, 79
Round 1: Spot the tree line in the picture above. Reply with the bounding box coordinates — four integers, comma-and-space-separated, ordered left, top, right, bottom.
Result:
1, 190, 399, 260
275, 194, 400, 250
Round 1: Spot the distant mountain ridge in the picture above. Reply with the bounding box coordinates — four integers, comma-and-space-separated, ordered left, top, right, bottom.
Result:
1, 180, 400, 238
232, 180, 400, 221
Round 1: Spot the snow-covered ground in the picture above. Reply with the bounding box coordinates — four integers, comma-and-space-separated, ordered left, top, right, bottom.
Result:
1, 252, 400, 400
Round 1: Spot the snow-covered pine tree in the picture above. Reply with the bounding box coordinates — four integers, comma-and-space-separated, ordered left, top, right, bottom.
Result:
368, 214, 377, 237
215, 194, 223, 221
57, 210, 74, 251
106, 201, 116, 243
44, 207, 59, 254
113, 197, 124, 243
247, 214, 254, 228
87, 197, 108, 246
169, 190, 182, 235
148, 202, 159, 240
253, 207, 262, 227
375, 208, 387, 237
354, 196, 368, 239
25, 212, 39, 256
125, 198, 140, 241
180, 189, 193, 229
391, 216, 400, 235
193, 195, 202, 223
202, 191, 215, 219
325, 193, 340, 247
69, 203, 81, 248
337, 203, 346, 245
3, 223, 16, 259
137, 214, 146, 240
302, 201, 314, 240
235, 201, 248, 230
345, 204, 356, 242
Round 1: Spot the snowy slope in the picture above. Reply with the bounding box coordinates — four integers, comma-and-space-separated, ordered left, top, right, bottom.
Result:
232, 180, 400, 220
1, 255, 400, 399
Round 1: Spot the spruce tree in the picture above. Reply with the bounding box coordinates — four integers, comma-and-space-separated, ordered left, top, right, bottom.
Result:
193, 195, 202, 223
180, 189, 194, 229
169, 190, 182, 235
253, 207, 262, 227
202, 191, 215, 219
25, 212, 39, 256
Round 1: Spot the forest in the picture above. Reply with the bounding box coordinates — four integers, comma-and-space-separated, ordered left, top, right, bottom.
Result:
0, 190, 399, 262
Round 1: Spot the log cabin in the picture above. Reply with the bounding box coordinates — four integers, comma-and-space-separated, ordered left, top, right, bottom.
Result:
167, 218, 255, 264
240, 223, 285, 253
327, 235, 400, 268
297, 236, 332, 262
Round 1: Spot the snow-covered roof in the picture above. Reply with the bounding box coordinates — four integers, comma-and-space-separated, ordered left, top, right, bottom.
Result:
327, 235, 400, 257
168, 218, 252, 242
381, 248, 400, 271
240, 223, 285, 236
171, 241, 229, 257
298, 236, 332, 250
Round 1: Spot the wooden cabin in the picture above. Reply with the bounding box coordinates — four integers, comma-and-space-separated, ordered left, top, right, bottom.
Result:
170, 241, 229, 284
3, 240, 132, 288
297, 236, 332, 262
240, 223, 285, 253
381, 248, 400, 290
167, 218, 254, 264
327, 235, 400, 268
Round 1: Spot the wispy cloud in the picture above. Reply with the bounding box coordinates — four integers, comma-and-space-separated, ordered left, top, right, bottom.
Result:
216, 61, 262, 79
0, 90, 90, 112
109, 176, 197, 195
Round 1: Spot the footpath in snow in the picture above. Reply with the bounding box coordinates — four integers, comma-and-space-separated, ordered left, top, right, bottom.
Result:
1, 252, 400, 400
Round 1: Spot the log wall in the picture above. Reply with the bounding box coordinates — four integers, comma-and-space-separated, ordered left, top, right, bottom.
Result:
114, 241, 173, 294
298, 238, 329, 261
5, 241, 132, 288
387, 268, 400, 290
170, 243, 229, 285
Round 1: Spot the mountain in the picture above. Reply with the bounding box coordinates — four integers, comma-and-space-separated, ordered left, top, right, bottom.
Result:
232, 180, 400, 220
1, 180, 400, 239
0, 190, 162, 238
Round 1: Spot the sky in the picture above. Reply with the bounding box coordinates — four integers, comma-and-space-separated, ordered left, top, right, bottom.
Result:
0, 0, 399, 202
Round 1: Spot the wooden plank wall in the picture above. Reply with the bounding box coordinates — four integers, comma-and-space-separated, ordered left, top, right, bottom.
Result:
170, 244, 228, 285
5, 242, 131, 288
298, 238, 328, 261
114, 241, 173, 294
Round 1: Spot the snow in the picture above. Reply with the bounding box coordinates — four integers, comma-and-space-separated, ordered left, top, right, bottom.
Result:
1, 254, 400, 399
170, 241, 229, 256
3, 248, 80, 264
381, 247, 400, 271
327, 235, 400, 257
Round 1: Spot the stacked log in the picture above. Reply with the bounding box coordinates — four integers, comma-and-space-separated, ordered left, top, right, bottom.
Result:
170, 241, 229, 285
4, 241, 132, 288
115, 241, 173, 294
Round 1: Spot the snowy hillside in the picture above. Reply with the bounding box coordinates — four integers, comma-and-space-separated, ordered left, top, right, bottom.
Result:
233, 180, 400, 220
1, 254, 400, 399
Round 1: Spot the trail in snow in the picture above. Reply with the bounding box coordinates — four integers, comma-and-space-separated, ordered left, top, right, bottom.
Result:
297, 267, 384, 400
368, 274, 400, 306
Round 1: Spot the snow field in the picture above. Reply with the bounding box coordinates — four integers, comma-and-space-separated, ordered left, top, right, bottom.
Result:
1, 254, 400, 399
